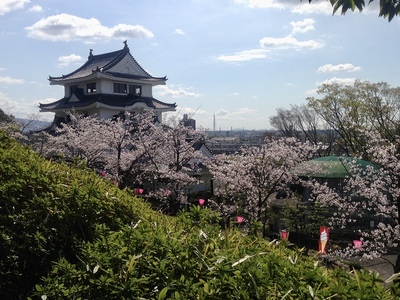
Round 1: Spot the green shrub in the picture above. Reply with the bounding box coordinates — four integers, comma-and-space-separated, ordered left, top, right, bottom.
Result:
0, 131, 398, 299
34, 206, 398, 299
0, 131, 152, 299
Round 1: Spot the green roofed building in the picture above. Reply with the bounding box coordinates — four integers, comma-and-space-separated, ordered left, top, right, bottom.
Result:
295, 156, 384, 236
297, 155, 379, 179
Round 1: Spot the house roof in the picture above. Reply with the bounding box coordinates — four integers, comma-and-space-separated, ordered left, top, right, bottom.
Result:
48, 42, 166, 83
39, 91, 176, 112
295, 155, 379, 179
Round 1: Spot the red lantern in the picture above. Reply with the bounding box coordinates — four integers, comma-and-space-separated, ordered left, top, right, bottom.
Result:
198, 198, 205, 206
138, 188, 144, 195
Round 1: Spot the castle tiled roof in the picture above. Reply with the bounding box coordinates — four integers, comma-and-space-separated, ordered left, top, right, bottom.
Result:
39, 92, 176, 112
49, 43, 166, 83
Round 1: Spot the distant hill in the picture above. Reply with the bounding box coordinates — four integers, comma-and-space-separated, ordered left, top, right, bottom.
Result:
16, 118, 51, 132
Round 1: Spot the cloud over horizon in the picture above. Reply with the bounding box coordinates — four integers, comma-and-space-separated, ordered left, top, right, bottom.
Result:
155, 86, 201, 98
25, 14, 154, 42
317, 63, 362, 73
0, 76, 25, 84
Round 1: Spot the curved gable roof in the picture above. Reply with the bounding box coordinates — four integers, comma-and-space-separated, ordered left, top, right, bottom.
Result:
49, 42, 166, 82
39, 92, 176, 112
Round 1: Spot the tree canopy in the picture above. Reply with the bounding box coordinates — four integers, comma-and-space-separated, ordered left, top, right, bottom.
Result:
307, 0, 400, 21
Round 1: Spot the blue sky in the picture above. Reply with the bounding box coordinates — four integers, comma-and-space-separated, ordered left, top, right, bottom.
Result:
1, 0, 399, 130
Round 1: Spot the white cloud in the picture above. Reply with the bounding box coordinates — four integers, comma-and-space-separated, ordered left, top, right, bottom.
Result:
234, 0, 333, 15
0, 92, 18, 113
232, 107, 257, 116
0, 67, 6, 71
0, 0, 30, 15
290, 18, 315, 34
0, 76, 24, 84
218, 18, 322, 63
165, 107, 205, 120
25, 14, 154, 42
260, 36, 324, 50
28, 5, 42, 13
234, 0, 285, 9
0, 92, 45, 118
215, 108, 256, 119
57, 54, 83, 67
217, 49, 268, 62
178, 107, 206, 115
35, 97, 57, 105
291, 2, 333, 15
174, 28, 185, 35
215, 109, 229, 116
155, 85, 201, 98
317, 63, 362, 73
319, 77, 357, 86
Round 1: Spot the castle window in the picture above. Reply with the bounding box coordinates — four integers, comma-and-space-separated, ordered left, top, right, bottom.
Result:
129, 84, 141, 95
87, 82, 96, 93
113, 83, 127, 93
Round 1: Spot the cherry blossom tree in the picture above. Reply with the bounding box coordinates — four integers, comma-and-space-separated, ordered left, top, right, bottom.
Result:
35, 111, 208, 213
136, 118, 208, 214
41, 113, 113, 170
304, 130, 400, 273
208, 137, 317, 237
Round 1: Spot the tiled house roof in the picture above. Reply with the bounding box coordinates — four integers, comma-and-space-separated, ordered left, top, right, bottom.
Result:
49, 43, 166, 83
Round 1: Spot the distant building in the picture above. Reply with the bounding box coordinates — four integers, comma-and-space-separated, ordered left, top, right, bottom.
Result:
206, 130, 266, 154
40, 41, 176, 127
181, 114, 196, 130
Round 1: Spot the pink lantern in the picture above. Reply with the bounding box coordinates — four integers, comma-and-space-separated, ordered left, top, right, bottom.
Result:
280, 229, 289, 240
198, 198, 205, 206
101, 170, 106, 176
236, 216, 244, 224
353, 240, 362, 250
134, 188, 144, 195
165, 189, 171, 196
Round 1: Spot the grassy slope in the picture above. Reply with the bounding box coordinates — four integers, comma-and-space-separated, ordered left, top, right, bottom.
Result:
0, 131, 397, 299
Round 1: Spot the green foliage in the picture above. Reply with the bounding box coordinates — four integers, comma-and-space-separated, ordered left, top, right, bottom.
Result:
281, 199, 330, 251
0, 131, 152, 299
311, 0, 400, 22
0, 131, 398, 299
34, 211, 398, 299
0, 107, 15, 123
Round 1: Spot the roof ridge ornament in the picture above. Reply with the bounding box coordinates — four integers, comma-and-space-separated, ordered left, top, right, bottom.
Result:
88, 49, 93, 59
123, 40, 128, 48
